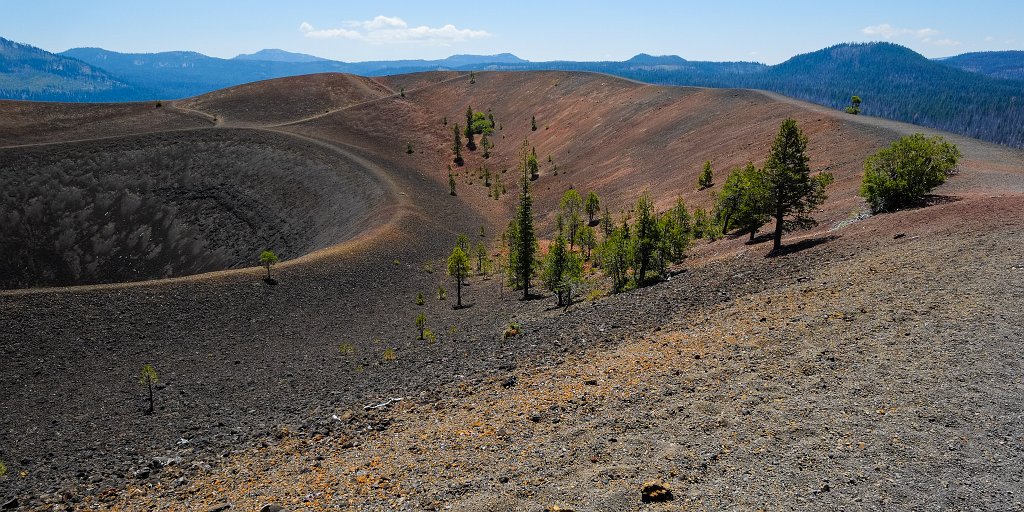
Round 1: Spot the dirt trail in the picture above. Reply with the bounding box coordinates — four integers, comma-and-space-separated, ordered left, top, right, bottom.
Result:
268, 72, 471, 129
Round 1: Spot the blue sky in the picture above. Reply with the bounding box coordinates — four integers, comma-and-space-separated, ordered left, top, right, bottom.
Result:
3, 1, 1020, 63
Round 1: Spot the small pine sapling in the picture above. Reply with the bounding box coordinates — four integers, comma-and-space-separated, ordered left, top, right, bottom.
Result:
259, 250, 279, 282
416, 292, 425, 305
415, 312, 426, 339
698, 161, 714, 190
139, 363, 158, 415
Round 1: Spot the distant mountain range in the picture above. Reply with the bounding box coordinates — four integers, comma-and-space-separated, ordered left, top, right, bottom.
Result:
2, 36, 1022, 147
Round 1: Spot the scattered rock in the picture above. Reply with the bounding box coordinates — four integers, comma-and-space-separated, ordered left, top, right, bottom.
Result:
259, 504, 285, 512
134, 468, 150, 479
544, 506, 574, 512
584, 379, 598, 386
151, 456, 180, 469
2, 498, 18, 510
894, 233, 906, 239
641, 481, 674, 503
208, 503, 232, 512
501, 376, 517, 388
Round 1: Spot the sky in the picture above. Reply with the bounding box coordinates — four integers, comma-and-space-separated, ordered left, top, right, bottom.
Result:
3, 1, 1021, 64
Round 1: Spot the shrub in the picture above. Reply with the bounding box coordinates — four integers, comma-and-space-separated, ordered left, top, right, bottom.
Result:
423, 329, 437, 343
437, 285, 447, 300
416, 292, 425, 305
860, 134, 961, 213
504, 322, 522, 338
382, 347, 396, 361
844, 95, 861, 115
338, 342, 354, 355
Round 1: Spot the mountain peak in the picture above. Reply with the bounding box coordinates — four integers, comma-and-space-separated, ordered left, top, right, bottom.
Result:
233, 49, 332, 63
625, 53, 688, 65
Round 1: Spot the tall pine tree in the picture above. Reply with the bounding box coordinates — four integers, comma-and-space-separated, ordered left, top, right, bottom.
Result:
763, 119, 833, 252
509, 139, 537, 299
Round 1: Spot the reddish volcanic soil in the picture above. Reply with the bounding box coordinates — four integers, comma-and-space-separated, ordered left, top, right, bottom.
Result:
1, 71, 1022, 510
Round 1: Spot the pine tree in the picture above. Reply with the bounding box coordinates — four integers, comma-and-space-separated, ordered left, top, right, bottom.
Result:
578, 224, 596, 260
715, 163, 770, 240
601, 226, 630, 292
452, 125, 463, 165
531, 115, 537, 131
584, 191, 601, 225
509, 139, 537, 299
600, 208, 614, 238
464, 106, 476, 150
698, 161, 714, 190
559, 189, 583, 250
659, 198, 692, 263
415, 312, 426, 339
844, 95, 862, 115
139, 363, 158, 415
630, 192, 661, 285
527, 147, 539, 180
474, 241, 487, 272
259, 250, 279, 282
763, 119, 833, 252
542, 234, 583, 307
447, 245, 470, 308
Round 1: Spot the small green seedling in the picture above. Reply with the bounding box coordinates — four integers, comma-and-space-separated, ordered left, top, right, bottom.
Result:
259, 250, 279, 282
139, 363, 158, 415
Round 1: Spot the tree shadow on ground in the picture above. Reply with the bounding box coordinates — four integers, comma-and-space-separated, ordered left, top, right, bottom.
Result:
741, 232, 775, 245
895, 194, 963, 212
518, 291, 548, 302
766, 234, 840, 258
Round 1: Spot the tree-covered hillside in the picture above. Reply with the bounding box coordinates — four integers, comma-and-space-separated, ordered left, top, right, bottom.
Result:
726, 44, 1024, 148
0, 37, 136, 101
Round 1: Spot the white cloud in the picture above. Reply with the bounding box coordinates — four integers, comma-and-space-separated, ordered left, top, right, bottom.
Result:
351, 16, 408, 30
861, 23, 959, 46
300, 22, 361, 40
299, 16, 490, 46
